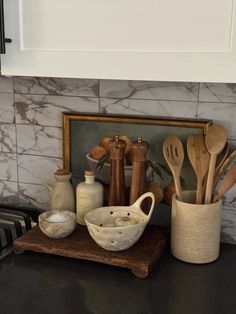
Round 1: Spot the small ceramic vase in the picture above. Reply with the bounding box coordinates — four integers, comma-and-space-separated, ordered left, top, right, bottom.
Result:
48, 169, 75, 212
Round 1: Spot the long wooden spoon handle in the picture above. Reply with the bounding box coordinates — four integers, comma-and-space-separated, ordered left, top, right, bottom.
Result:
205, 154, 217, 204
196, 178, 203, 204
173, 175, 182, 201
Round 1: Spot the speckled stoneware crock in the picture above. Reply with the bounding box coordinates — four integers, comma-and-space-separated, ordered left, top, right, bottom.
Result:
171, 191, 222, 264
39, 210, 77, 239
84, 192, 155, 251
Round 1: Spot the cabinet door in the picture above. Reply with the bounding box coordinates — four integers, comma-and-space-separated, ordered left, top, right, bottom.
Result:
2, 0, 236, 82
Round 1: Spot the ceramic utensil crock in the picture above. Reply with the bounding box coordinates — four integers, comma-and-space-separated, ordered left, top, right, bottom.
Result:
171, 191, 222, 264
84, 192, 155, 251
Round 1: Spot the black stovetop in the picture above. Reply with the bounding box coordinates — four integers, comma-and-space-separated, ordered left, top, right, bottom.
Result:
0, 203, 42, 260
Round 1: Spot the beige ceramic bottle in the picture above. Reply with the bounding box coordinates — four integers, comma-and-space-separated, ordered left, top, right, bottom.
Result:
49, 169, 75, 212
76, 170, 103, 225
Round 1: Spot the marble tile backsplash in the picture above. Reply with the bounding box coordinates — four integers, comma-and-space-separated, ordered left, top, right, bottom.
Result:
0, 76, 236, 243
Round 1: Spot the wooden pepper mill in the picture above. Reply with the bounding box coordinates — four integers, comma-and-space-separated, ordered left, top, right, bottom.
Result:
107, 135, 126, 206
129, 137, 149, 205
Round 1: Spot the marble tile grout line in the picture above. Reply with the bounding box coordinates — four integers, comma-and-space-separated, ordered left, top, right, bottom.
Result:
14, 91, 99, 99
13, 77, 20, 204
12, 180, 51, 187
0, 179, 18, 183
99, 96, 236, 105
196, 82, 200, 118
17, 152, 63, 159
14, 92, 202, 103
98, 79, 101, 98
98, 97, 102, 113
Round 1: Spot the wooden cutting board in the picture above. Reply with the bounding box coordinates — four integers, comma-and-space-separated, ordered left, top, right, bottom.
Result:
13, 225, 168, 278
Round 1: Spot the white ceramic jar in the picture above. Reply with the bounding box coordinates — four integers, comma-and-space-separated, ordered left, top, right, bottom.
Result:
49, 169, 75, 212
76, 170, 103, 225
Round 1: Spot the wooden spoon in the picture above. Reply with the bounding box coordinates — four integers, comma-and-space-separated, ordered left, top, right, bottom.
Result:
187, 135, 210, 204
202, 142, 229, 198
213, 150, 236, 189
214, 143, 229, 179
204, 124, 227, 204
163, 136, 184, 201
213, 164, 236, 203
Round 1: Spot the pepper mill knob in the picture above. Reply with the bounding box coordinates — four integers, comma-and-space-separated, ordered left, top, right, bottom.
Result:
108, 135, 126, 160
131, 137, 149, 162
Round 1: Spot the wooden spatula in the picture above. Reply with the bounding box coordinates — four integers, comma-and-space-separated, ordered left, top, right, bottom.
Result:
163, 136, 184, 201
213, 164, 236, 203
205, 124, 227, 204
187, 135, 210, 204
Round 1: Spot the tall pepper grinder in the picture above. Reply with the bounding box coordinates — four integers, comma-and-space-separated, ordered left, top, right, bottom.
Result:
129, 137, 149, 205
107, 135, 126, 206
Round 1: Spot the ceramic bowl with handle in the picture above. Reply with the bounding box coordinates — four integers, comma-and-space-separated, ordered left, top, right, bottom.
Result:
84, 192, 155, 251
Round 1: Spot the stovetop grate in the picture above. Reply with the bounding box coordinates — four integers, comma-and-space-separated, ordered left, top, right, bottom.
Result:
0, 204, 43, 260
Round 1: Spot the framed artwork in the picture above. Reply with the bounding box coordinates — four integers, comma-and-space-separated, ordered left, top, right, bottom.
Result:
63, 113, 236, 244
63, 113, 211, 190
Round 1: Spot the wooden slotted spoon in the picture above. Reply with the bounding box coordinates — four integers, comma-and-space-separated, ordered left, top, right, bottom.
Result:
163, 136, 184, 201
204, 124, 227, 204
187, 135, 210, 204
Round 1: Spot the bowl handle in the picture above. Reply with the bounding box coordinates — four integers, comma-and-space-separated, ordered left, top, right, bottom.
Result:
132, 192, 155, 219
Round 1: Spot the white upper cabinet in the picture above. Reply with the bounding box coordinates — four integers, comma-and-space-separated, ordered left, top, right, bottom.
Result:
2, 0, 236, 82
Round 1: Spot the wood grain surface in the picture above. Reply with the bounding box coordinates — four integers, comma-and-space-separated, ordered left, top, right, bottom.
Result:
187, 135, 210, 204
108, 137, 126, 206
129, 138, 149, 206
163, 136, 184, 201
13, 225, 168, 278
205, 124, 227, 204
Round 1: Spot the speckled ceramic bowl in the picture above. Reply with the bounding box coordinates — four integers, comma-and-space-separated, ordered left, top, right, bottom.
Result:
39, 210, 77, 239
84, 192, 155, 251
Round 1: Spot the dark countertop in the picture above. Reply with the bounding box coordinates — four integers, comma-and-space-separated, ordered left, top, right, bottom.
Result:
0, 244, 236, 314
